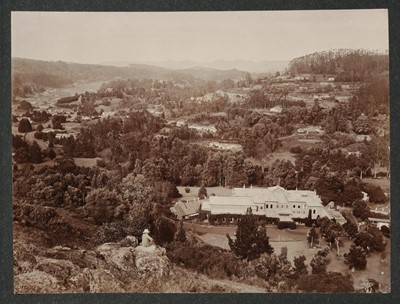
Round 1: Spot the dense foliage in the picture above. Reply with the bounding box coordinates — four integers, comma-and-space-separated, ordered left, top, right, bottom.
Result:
227, 211, 274, 261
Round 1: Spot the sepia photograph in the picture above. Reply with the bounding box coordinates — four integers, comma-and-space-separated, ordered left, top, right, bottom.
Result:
9, 8, 391, 295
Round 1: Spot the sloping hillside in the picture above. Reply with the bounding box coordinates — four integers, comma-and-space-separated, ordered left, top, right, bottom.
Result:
12, 58, 247, 97
288, 49, 389, 81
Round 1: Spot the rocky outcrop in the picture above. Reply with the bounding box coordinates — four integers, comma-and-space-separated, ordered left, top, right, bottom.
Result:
95, 242, 136, 272
14, 229, 174, 293
134, 245, 170, 278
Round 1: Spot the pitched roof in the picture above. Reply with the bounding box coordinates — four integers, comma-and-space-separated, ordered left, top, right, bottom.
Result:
172, 200, 200, 218
232, 186, 323, 207
209, 196, 254, 206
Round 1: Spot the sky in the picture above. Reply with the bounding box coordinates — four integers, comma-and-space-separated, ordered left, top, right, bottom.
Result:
11, 10, 389, 64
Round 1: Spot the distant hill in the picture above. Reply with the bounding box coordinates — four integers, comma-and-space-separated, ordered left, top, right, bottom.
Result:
177, 66, 245, 81
102, 59, 289, 73
287, 49, 389, 81
12, 58, 249, 97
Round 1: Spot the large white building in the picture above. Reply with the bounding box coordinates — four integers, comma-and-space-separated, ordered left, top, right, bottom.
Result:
202, 185, 343, 223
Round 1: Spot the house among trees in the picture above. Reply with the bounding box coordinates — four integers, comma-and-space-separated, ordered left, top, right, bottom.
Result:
170, 199, 201, 220
202, 185, 345, 224
297, 125, 325, 136
269, 105, 283, 113
367, 217, 390, 229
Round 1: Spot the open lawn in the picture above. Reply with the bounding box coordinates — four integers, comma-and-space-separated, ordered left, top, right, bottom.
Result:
186, 222, 390, 290
262, 152, 297, 166
73, 157, 102, 167
255, 136, 323, 167
61, 122, 82, 132
362, 177, 390, 193
279, 137, 321, 152
177, 186, 233, 200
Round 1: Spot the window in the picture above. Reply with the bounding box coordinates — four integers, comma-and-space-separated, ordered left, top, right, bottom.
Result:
270, 204, 273, 209
293, 205, 296, 208
266, 204, 269, 209
313, 209, 316, 214
298, 205, 301, 208
260, 206, 263, 209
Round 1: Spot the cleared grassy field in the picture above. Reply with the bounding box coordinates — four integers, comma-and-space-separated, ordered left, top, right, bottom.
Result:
177, 186, 232, 200
73, 157, 102, 167
262, 152, 297, 166
362, 177, 390, 193
191, 223, 390, 290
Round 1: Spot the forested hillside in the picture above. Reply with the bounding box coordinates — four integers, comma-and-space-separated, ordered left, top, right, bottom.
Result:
288, 49, 389, 81
12, 58, 246, 97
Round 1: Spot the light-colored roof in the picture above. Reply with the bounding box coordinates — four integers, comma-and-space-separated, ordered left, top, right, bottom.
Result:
326, 209, 347, 225
287, 191, 322, 207
232, 186, 323, 207
368, 217, 390, 223
172, 200, 200, 218
201, 199, 211, 212
209, 196, 254, 206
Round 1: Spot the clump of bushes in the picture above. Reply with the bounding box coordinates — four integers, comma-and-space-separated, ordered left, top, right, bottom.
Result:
277, 221, 296, 230
297, 272, 354, 292
167, 244, 245, 279
208, 214, 279, 226
13, 203, 80, 246
361, 183, 387, 204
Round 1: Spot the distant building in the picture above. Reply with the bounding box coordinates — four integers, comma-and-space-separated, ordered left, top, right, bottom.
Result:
269, 105, 283, 113
208, 141, 243, 152
188, 124, 217, 134
355, 134, 372, 142
367, 217, 390, 229
170, 200, 201, 220
313, 93, 331, 100
328, 77, 335, 82
347, 151, 362, 158
297, 126, 325, 135
205, 186, 345, 223
335, 95, 351, 103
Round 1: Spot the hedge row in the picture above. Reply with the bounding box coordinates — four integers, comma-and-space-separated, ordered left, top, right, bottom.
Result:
207, 214, 279, 226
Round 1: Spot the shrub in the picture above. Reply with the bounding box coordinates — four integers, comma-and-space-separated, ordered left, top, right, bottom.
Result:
92, 221, 126, 245
198, 185, 207, 199
18, 118, 32, 133
277, 221, 296, 230
297, 272, 354, 292
96, 159, 106, 167
208, 214, 278, 225
353, 225, 386, 252
380, 225, 390, 238
290, 145, 302, 154
167, 244, 244, 279
362, 184, 387, 204
344, 244, 367, 270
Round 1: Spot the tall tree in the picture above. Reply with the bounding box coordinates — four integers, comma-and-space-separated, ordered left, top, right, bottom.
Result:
344, 244, 367, 270
18, 118, 32, 133
227, 210, 274, 261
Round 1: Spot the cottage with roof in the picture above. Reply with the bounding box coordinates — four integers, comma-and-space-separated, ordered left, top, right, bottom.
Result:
170, 200, 201, 220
